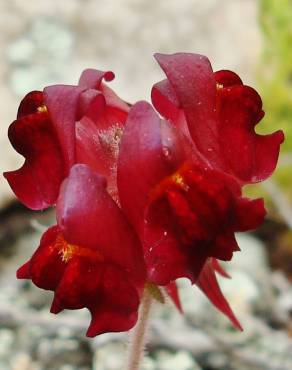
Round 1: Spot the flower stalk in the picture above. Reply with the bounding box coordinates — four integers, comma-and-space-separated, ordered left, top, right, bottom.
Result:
126, 288, 153, 370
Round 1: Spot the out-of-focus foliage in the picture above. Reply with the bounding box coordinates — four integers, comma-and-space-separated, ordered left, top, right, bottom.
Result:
258, 0, 292, 150
258, 0, 292, 197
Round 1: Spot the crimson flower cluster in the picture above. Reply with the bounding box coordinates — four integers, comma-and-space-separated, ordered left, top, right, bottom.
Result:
4, 53, 283, 336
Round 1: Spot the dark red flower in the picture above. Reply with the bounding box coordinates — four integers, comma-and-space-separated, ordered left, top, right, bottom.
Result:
4, 53, 284, 333
4, 70, 129, 210
17, 164, 146, 336
117, 53, 283, 328
117, 101, 265, 283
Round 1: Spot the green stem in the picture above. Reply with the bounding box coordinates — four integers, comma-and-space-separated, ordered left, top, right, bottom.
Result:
126, 288, 153, 370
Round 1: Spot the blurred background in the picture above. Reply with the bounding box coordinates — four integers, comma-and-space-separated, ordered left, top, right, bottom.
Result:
0, 0, 291, 369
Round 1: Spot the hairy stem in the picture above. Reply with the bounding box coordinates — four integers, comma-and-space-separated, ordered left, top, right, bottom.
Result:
126, 288, 153, 370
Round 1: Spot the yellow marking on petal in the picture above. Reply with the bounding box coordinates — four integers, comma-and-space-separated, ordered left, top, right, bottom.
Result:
37, 105, 48, 113
171, 172, 190, 191
55, 234, 104, 264
172, 173, 184, 186
59, 243, 76, 263
149, 163, 191, 202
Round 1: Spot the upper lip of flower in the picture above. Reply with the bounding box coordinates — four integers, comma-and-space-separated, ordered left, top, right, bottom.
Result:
152, 52, 284, 184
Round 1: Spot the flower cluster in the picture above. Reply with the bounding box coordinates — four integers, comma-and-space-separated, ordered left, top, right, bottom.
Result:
4, 53, 284, 336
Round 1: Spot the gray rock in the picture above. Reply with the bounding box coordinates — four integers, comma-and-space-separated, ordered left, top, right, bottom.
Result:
155, 350, 201, 370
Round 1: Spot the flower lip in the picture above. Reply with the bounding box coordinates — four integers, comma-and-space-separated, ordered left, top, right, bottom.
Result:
214, 70, 243, 87
3, 112, 65, 210
78, 69, 115, 89
17, 225, 142, 336
148, 162, 234, 246
17, 91, 45, 119
153, 52, 284, 184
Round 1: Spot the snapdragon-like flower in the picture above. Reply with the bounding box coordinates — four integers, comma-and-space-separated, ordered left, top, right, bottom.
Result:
4, 69, 128, 209
17, 164, 146, 336
118, 53, 283, 327
4, 52, 283, 337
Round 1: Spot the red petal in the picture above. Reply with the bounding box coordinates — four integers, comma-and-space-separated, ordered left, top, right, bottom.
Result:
117, 101, 170, 234
101, 84, 130, 112
75, 116, 112, 178
217, 85, 284, 182
4, 113, 65, 210
50, 296, 63, 314
78, 68, 129, 115
145, 232, 191, 284
17, 91, 44, 118
154, 53, 284, 184
143, 218, 208, 284
165, 281, 183, 313
17, 226, 67, 290
78, 69, 115, 89
118, 102, 211, 284
214, 70, 243, 87
154, 53, 222, 167
211, 258, 231, 279
57, 164, 146, 290
197, 259, 242, 330
234, 197, 266, 231
77, 89, 106, 121
151, 80, 193, 141
44, 85, 83, 171
151, 79, 180, 121
210, 232, 240, 261
53, 258, 139, 319
16, 261, 30, 279
86, 265, 140, 336
87, 309, 138, 337
18, 224, 141, 336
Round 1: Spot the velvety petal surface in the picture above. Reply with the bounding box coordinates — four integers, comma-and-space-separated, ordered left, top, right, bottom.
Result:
154, 53, 284, 184
151, 79, 180, 121
216, 85, 284, 182
4, 111, 65, 210
17, 224, 141, 336
44, 85, 83, 171
57, 164, 146, 289
234, 197, 266, 231
118, 101, 170, 234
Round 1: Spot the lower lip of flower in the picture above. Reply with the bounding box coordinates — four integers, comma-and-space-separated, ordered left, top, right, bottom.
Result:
149, 164, 231, 245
